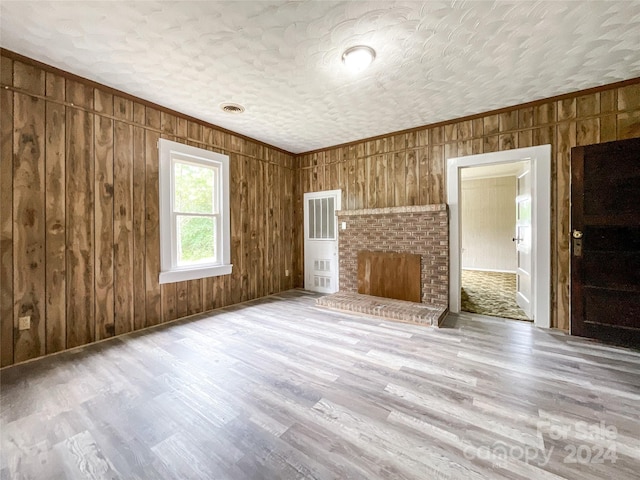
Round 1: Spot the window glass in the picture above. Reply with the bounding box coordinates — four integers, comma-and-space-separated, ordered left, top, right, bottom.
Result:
327, 197, 335, 238
173, 161, 216, 214
308, 198, 315, 239
314, 198, 322, 239
176, 215, 216, 265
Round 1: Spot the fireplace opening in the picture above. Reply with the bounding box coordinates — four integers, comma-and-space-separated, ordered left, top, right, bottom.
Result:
357, 251, 421, 303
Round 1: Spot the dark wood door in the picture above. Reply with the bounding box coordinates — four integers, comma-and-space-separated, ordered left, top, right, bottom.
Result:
571, 137, 640, 346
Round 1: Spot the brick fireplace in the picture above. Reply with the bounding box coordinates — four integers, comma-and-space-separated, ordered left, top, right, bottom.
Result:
337, 204, 449, 307
316, 204, 449, 325
316, 204, 449, 326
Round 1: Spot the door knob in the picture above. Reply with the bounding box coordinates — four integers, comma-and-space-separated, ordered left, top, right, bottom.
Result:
512, 237, 522, 242
572, 230, 584, 257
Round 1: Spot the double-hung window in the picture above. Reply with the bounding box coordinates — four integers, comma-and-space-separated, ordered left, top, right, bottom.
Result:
159, 139, 232, 284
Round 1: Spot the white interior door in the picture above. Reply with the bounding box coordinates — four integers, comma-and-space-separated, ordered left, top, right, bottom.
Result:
304, 190, 341, 294
515, 164, 533, 318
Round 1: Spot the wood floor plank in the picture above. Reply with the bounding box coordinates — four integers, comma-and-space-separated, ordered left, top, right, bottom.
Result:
2, 290, 639, 480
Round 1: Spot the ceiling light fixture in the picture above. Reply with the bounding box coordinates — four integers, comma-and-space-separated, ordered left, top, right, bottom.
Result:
341, 45, 376, 73
220, 102, 245, 114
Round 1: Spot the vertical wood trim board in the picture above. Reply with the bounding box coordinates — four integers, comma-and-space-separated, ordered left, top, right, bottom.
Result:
114, 120, 134, 336
13, 91, 46, 362
65, 101, 95, 349
1, 81, 14, 366
0, 54, 297, 366
94, 108, 114, 341
44, 72, 67, 356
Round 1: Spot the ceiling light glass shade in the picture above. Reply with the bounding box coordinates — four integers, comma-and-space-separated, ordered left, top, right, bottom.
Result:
342, 46, 376, 73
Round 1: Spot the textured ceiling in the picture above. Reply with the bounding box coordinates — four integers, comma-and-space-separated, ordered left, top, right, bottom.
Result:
1, 1, 639, 153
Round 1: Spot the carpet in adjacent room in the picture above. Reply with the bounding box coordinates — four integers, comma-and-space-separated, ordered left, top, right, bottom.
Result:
461, 269, 530, 321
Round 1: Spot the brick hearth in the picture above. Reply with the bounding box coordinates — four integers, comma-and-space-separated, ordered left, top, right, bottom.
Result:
316, 292, 446, 326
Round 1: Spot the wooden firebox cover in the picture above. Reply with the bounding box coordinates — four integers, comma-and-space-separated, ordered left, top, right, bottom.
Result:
357, 251, 421, 303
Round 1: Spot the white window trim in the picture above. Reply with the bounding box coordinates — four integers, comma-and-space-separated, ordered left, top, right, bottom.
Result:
158, 139, 232, 284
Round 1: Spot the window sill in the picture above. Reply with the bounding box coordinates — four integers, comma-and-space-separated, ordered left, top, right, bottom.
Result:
159, 264, 233, 284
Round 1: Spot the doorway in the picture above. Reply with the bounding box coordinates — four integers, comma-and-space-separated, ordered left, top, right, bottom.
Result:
303, 189, 341, 294
459, 161, 530, 321
447, 145, 551, 328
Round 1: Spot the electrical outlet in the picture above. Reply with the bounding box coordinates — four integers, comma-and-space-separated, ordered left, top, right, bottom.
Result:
18, 316, 31, 330
285, 269, 290, 277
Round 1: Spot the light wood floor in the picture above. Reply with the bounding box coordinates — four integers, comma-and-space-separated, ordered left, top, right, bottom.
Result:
1, 290, 639, 480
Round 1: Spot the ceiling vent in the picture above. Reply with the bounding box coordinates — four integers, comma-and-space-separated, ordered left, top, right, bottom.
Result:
220, 102, 245, 114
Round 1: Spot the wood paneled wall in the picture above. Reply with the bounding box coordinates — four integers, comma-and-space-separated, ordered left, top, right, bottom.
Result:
296, 81, 640, 330
1, 53, 297, 366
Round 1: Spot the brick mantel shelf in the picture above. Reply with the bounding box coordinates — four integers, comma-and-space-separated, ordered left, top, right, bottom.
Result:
336, 204, 447, 216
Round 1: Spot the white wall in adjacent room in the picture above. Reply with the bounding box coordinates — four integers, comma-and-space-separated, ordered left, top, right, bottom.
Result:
461, 176, 517, 272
